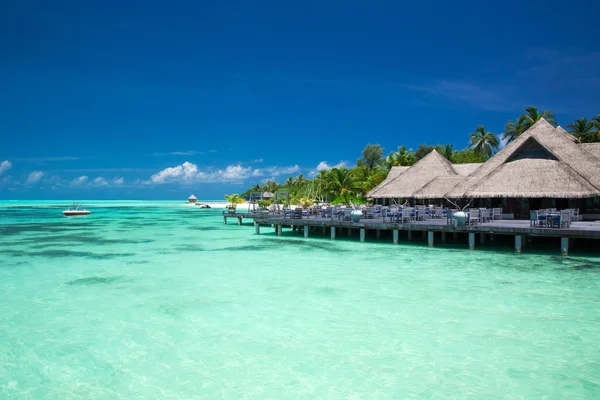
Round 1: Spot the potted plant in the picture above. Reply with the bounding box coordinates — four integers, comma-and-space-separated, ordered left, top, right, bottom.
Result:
257, 199, 272, 215
224, 193, 244, 214
299, 197, 314, 209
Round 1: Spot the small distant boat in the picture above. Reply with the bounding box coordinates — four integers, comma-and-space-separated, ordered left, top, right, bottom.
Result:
195, 203, 211, 208
63, 203, 91, 216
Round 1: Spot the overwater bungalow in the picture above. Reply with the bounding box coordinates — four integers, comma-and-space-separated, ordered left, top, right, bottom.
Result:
367, 149, 481, 204
368, 119, 600, 220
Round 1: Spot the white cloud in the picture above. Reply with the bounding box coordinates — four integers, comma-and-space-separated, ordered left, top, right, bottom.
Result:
269, 165, 300, 176
0, 160, 12, 175
71, 175, 88, 185
316, 161, 346, 171
219, 165, 253, 180
93, 177, 108, 186
147, 162, 297, 185
150, 161, 199, 183
25, 171, 45, 185
113, 177, 124, 185
250, 165, 299, 177
250, 158, 264, 163
153, 151, 204, 156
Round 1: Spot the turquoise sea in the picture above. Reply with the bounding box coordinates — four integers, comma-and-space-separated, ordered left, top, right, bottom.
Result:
1, 200, 600, 399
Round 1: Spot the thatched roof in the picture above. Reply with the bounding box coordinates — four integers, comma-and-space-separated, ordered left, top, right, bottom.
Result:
446, 118, 600, 198
367, 150, 457, 198
452, 163, 481, 176
262, 191, 274, 198
188, 194, 197, 201
556, 126, 579, 143
582, 143, 600, 160
366, 166, 409, 197
413, 176, 465, 199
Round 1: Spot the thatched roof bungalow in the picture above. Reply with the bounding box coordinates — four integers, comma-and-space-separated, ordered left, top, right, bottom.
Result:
369, 118, 600, 217
367, 150, 460, 199
367, 151, 482, 200
445, 118, 600, 199
366, 166, 409, 198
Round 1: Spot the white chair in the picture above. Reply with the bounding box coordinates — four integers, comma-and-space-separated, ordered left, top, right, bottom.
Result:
402, 208, 413, 223
560, 210, 571, 228
468, 209, 480, 225
492, 208, 502, 221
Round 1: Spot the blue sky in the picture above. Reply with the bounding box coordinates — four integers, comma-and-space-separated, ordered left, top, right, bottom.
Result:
1, 0, 600, 199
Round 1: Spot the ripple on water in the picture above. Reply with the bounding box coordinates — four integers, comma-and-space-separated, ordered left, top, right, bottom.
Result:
3, 249, 136, 259
66, 276, 128, 286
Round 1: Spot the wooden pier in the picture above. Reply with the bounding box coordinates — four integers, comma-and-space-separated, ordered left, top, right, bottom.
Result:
251, 215, 600, 255
222, 212, 256, 225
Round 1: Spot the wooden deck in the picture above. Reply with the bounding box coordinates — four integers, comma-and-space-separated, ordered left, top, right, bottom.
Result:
251, 214, 600, 255
222, 212, 256, 225
255, 215, 600, 238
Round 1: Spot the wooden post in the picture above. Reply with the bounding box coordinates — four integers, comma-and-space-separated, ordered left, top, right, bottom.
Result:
254, 222, 260, 235
277, 225, 282, 236
441, 231, 446, 243
223, 216, 227, 225
360, 228, 366, 242
561, 237, 569, 256
393, 229, 399, 244
407, 230, 412, 241
428, 231, 434, 247
304, 225, 309, 238
469, 232, 475, 250
237, 216, 242, 225
490, 233, 495, 242
322, 226, 327, 234
515, 235, 522, 253
421, 231, 426, 239
480, 233, 486, 245
376, 229, 381, 238
331, 226, 336, 240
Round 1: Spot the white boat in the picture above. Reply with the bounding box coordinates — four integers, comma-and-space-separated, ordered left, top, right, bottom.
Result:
63, 203, 91, 216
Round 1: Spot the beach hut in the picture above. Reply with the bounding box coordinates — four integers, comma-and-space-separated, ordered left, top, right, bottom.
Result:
367, 150, 468, 203
367, 166, 410, 203
443, 118, 600, 217
262, 191, 274, 200
187, 194, 198, 203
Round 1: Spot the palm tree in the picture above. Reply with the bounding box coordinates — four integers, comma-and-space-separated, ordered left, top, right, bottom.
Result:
386, 146, 415, 167
567, 117, 596, 143
521, 106, 557, 130
224, 193, 244, 210
469, 125, 499, 157
284, 176, 294, 188
326, 167, 360, 205
503, 115, 527, 145
352, 166, 386, 194
592, 115, 600, 142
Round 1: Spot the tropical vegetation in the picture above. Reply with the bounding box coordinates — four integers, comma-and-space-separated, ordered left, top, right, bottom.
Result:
237, 106, 600, 206
224, 193, 244, 210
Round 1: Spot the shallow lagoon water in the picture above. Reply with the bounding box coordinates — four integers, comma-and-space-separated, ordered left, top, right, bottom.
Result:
1, 201, 599, 398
